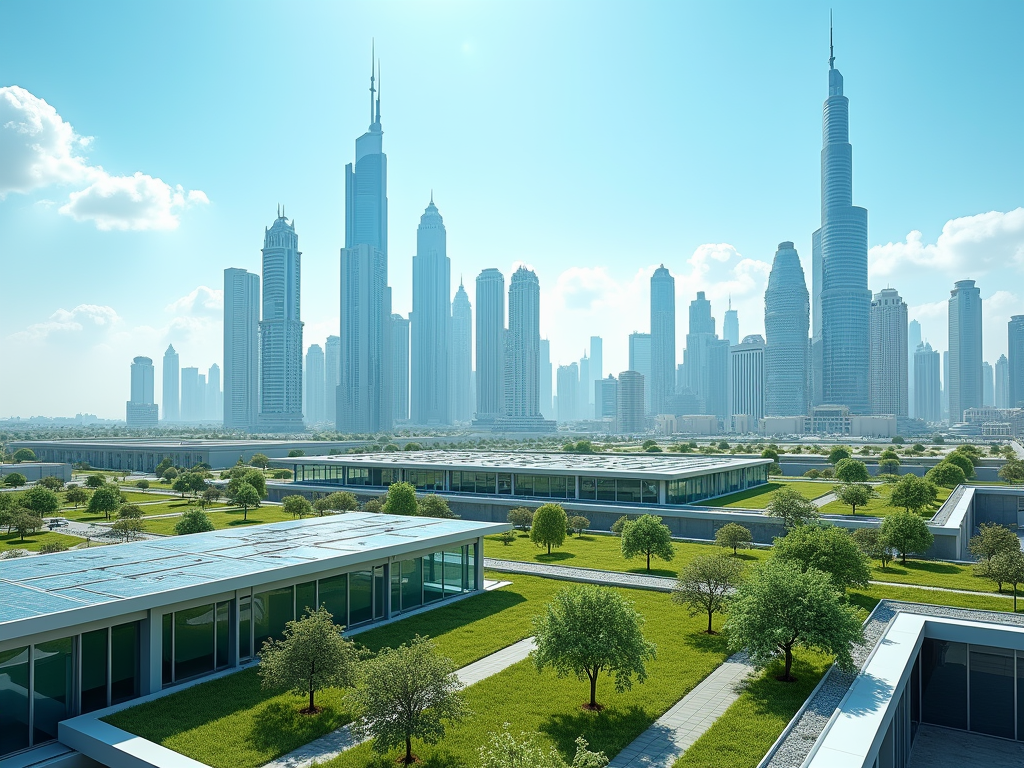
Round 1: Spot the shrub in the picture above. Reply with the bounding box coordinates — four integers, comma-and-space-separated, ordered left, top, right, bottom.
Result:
507, 507, 534, 532
382, 481, 418, 516
39, 541, 70, 554
715, 522, 753, 555
530, 503, 568, 554
568, 516, 591, 537
621, 514, 674, 572
834, 458, 869, 483
174, 509, 215, 535
610, 515, 629, 535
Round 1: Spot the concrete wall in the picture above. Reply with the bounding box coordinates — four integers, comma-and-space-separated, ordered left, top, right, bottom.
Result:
0, 462, 72, 482
779, 454, 1005, 481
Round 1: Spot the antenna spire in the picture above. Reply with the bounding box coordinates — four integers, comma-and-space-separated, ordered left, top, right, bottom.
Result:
369, 38, 376, 123
375, 59, 381, 124
829, 10, 835, 69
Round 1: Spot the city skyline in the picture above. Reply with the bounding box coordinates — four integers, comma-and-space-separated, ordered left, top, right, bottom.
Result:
1, 2, 1023, 419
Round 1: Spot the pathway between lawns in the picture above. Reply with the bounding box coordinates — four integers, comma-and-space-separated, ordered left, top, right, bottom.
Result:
484, 558, 677, 591
260, 637, 537, 768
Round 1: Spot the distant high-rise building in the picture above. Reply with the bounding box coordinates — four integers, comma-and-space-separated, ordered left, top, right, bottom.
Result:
948, 279, 983, 422
324, 335, 341, 425
1010, 316, 1024, 408
812, 28, 870, 413
764, 242, 810, 417
650, 265, 676, 416
730, 335, 765, 426
629, 332, 652, 416
723, 298, 739, 347
684, 292, 728, 419
942, 351, 950, 421
162, 344, 179, 422
914, 342, 941, 424
451, 281, 472, 423
982, 362, 994, 407
616, 371, 645, 434
539, 339, 553, 420
578, 352, 590, 418
126, 356, 158, 428
206, 363, 221, 423
908, 319, 922, 418
475, 268, 505, 423
589, 336, 603, 406
411, 196, 450, 425
995, 354, 1010, 409
596, 375, 618, 421
196, 373, 207, 421
869, 288, 908, 418
223, 268, 260, 430
556, 363, 579, 423
259, 210, 304, 432
180, 366, 202, 422
499, 266, 553, 431
305, 345, 325, 425
391, 314, 410, 422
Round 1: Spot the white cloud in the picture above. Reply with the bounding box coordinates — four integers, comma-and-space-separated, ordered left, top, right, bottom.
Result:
0, 85, 208, 229
165, 286, 223, 315
870, 208, 1024, 278
9, 304, 122, 341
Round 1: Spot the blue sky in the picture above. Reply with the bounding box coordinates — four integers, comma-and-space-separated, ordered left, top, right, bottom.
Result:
1, 0, 1022, 419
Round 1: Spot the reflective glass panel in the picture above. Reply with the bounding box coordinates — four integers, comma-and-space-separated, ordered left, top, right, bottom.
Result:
318, 574, 348, 627
374, 566, 385, 619
920, 638, 967, 730
580, 477, 596, 500
162, 613, 173, 684
466, 544, 477, 591
617, 478, 641, 504
349, 570, 373, 625
596, 478, 616, 501
80, 628, 108, 713
969, 645, 1014, 739
1018, 650, 1024, 741
401, 558, 423, 611
0, 647, 30, 756
175, 604, 215, 681
296, 581, 317, 616
423, 552, 445, 603
33, 637, 73, 744
239, 597, 252, 659
111, 621, 140, 704
215, 603, 230, 670
498, 474, 511, 494
253, 586, 293, 652
444, 549, 465, 595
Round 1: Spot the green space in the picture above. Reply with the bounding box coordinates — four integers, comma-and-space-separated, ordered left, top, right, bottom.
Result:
818, 483, 952, 518
59, 499, 231, 523
870, 559, 1000, 595
139, 506, 292, 535
709, 480, 836, 510
1, 530, 83, 553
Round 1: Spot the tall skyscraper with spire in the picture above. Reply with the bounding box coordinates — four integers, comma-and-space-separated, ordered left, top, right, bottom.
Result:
162, 344, 179, 422
812, 21, 870, 413
764, 242, 810, 417
498, 267, 555, 431
723, 299, 739, 347
451, 280, 473, 422
411, 195, 451, 425
650, 265, 676, 416
338, 49, 391, 433
259, 209, 304, 432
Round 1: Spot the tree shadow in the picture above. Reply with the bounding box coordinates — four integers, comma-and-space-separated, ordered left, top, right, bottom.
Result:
246, 699, 352, 752
359, 750, 470, 768
625, 566, 678, 578
537, 552, 576, 563
680, 631, 731, 655
538, 704, 652, 758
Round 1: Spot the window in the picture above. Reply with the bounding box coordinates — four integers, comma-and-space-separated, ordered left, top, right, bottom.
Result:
175, 604, 215, 681
498, 474, 512, 494
295, 581, 317, 616
616, 478, 641, 504
33, 637, 73, 744
597, 478, 615, 501
349, 570, 373, 625
80, 629, 108, 714
239, 597, 252, 660
423, 552, 445, 603
642, 480, 658, 504
409, 470, 444, 490
111, 621, 140, 704
162, 614, 173, 684
0, 646, 30, 756
346, 467, 370, 486
374, 566, 386, 620
401, 558, 423, 611
920, 638, 967, 730
580, 477, 596, 500
254, 587, 294, 651
969, 645, 1015, 739
318, 574, 348, 627
215, 603, 230, 671
444, 549, 465, 595
466, 544, 477, 592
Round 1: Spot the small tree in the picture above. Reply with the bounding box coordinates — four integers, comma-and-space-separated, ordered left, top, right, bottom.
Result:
944, 451, 976, 479
828, 446, 853, 465
969, 523, 1021, 565
172, 476, 191, 497
673, 554, 745, 633
85, 474, 106, 488
771, 524, 871, 591
259, 606, 361, 713
38, 475, 64, 491
362, 498, 383, 514
766, 486, 819, 529
313, 491, 358, 515
987, 550, 1024, 611
610, 515, 629, 535
118, 503, 143, 519
725, 559, 864, 682
620, 514, 674, 572
852, 527, 893, 568
228, 469, 267, 500
174, 508, 215, 535
880, 510, 934, 564
112, 517, 146, 542
834, 483, 876, 515
287, 449, 306, 457
201, 487, 222, 508
3, 473, 27, 488
383, 481, 419, 517
136, 479, 150, 491
507, 507, 534, 532
22, 487, 61, 516
12, 448, 36, 463
12, 509, 43, 541
890, 475, 937, 515
349, 635, 466, 765
568, 515, 590, 538
282, 495, 313, 518
715, 522, 753, 555
878, 450, 901, 475
87, 485, 122, 521
478, 725, 608, 768
531, 584, 656, 710
419, 494, 457, 519
250, 453, 271, 470
998, 457, 1024, 484
834, 458, 870, 483
233, 482, 261, 520
65, 486, 90, 508
496, 530, 517, 546
531, 503, 568, 555
161, 467, 179, 483
926, 461, 966, 489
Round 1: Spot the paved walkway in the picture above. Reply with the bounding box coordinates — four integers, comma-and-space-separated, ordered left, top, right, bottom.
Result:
484, 558, 677, 591
607, 653, 755, 768
811, 491, 837, 507
870, 579, 1012, 599
261, 637, 536, 768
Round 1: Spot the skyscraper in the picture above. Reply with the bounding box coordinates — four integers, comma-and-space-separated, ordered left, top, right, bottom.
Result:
451, 280, 472, 423
162, 344, 179, 422
196, 373, 207, 421
539, 339, 553, 419
982, 361, 994, 407
589, 336, 603, 408
995, 354, 1010, 409
180, 367, 201, 421
556, 363, 579, 423
324, 335, 341, 425
259, 210, 304, 432
812, 25, 871, 413
595, 375, 618, 421
730, 335, 765, 426
1010, 316, 1024, 408
499, 266, 552, 431
650, 265, 676, 416
685, 292, 728, 419
304, 344, 325, 425
475, 268, 505, 423
942, 351, 950, 420
391, 314, 410, 422
223, 267, 259, 431
869, 288, 908, 418
764, 242, 810, 417
908, 319, 922, 418
914, 342, 941, 424
411, 196, 451, 425
338, 55, 391, 434
616, 371, 645, 434
628, 332, 652, 416
723, 298, 739, 347
948, 279, 983, 423
578, 352, 590, 418
206, 363, 221, 423
126, 356, 158, 428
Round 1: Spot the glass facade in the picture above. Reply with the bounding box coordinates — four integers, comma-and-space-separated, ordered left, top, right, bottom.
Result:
513, 474, 572, 499
296, 581, 317, 617
174, 605, 216, 681
80, 629, 108, 714
32, 637, 73, 744
110, 621, 140, 704
254, 587, 294, 651
408, 470, 445, 490
0, 647, 30, 755
667, 466, 766, 505
239, 597, 252, 660
579, 477, 658, 504
318, 574, 348, 626
349, 570, 373, 625
450, 471, 497, 494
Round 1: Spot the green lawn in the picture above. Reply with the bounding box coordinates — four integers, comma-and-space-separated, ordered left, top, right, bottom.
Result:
1, 530, 83, 552
709, 480, 836, 509
870, 559, 1001, 594
140, 506, 294, 535
819, 483, 952, 518
60, 499, 231, 524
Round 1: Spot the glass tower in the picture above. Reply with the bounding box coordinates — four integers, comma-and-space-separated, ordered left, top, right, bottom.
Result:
411, 196, 451, 425
650, 265, 676, 416
764, 242, 810, 416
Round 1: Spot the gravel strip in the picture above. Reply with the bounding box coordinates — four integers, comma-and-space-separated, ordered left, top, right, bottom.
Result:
484, 558, 677, 592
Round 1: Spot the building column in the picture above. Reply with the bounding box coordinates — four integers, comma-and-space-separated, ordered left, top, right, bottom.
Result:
384, 562, 393, 619
475, 537, 485, 589
143, 610, 162, 695
659, 480, 667, 505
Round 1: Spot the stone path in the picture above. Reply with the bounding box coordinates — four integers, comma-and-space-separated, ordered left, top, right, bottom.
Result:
484, 558, 677, 591
607, 652, 755, 768
261, 637, 536, 768
811, 492, 837, 507
869, 579, 1013, 599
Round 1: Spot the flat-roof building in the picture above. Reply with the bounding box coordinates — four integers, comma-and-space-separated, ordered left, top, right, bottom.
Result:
0, 512, 504, 761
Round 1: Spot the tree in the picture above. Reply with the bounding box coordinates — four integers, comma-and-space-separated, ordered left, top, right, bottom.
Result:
174, 508, 215, 535
925, 461, 966, 489
348, 635, 467, 765
852, 527, 894, 568
620, 514, 674, 572
38, 475, 64, 491
999, 457, 1024, 484
889, 475, 937, 515
828, 446, 852, 465
382, 481, 419, 517
282, 495, 313, 518
771, 524, 871, 591
953, 444, 982, 466
363, 498, 383, 514
39, 541, 70, 554
259, 606, 360, 713
12, 509, 42, 541
943, 452, 975, 480
610, 515, 629, 535
531, 503, 568, 555
118, 503, 143, 519
987, 550, 1024, 611
176, 472, 208, 497
834, 483, 876, 515
155, 457, 173, 476
287, 449, 306, 457
3, 473, 27, 488
250, 453, 271, 470
419, 494, 457, 518
85, 474, 106, 488
136, 479, 150, 491
834, 458, 869, 483
673, 554, 745, 633
878, 450, 901, 475
22, 487, 61, 516
12, 448, 36, 463
403, 442, 423, 451
568, 516, 590, 537
313, 491, 358, 515
227, 469, 267, 503
112, 516, 146, 542
880, 511, 934, 564
531, 584, 656, 709
161, 467, 179, 482
172, 476, 191, 497
968, 523, 1020, 565
201, 487, 222, 508
766, 486, 819, 529
478, 725, 608, 768
87, 485, 122, 521
496, 530, 517, 546
725, 559, 863, 682
760, 448, 779, 462
715, 522, 753, 555
233, 482, 261, 520
507, 507, 534, 532
65, 486, 89, 508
